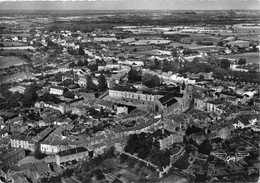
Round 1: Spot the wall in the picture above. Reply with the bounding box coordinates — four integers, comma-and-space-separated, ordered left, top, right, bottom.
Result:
55, 151, 89, 165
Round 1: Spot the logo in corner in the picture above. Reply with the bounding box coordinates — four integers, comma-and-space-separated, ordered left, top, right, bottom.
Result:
212, 152, 249, 163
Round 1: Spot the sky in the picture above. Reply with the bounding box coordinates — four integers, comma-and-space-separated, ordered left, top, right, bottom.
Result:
0, 0, 259, 10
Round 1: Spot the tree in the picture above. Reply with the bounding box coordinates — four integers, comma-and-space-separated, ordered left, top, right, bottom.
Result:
38, 93, 61, 104
78, 46, 85, 55
63, 91, 75, 99
69, 62, 76, 68
22, 83, 40, 107
199, 75, 204, 81
142, 73, 160, 88
220, 59, 231, 70
171, 49, 178, 58
162, 59, 170, 72
86, 75, 97, 91
98, 74, 107, 91
55, 72, 63, 82
198, 139, 213, 155
83, 60, 89, 66
128, 68, 141, 82
237, 58, 246, 65
77, 60, 84, 67
88, 62, 98, 72
145, 59, 156, 70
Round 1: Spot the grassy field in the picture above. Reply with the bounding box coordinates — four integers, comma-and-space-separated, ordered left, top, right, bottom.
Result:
0, 56, 25, 69
169, 42, 215, 49
233, 23, 260, 34
220, 52, 260, 64
181, 34, 224, 45
1, 46, 35, 50
239, 34, 260, 41
0, 41, 27, 47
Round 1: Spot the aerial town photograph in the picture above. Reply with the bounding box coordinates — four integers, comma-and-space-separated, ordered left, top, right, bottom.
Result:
0, 0, 259, 182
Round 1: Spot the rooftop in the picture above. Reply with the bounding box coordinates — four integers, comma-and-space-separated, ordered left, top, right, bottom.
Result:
57, 146, 88, 157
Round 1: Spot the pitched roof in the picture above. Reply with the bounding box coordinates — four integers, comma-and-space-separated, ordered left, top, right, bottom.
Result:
50, 85, 66, 91
57, 147, 88, 157
159, 93, 179, 106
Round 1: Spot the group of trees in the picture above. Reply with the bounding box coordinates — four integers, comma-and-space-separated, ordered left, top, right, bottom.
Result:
161, 59, 179, 73
22, 83, 41, 107
83, 74, 107, 92
237, 58, 246, 65
68, 59, 88, 68
142, 73, 161, 88
124, 133, 160, 159
127, 68, 161, 88
128, 68, 142, 82
124, 132, 171, 170
145, 58, 161, 70
38, 92, 61, 104
196, 41, 213, 46
97, 74, 107, 91
74, 147, 115, 182
182, 49, 199, 55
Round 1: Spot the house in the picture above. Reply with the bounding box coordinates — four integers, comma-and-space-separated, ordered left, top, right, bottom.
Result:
10, 135, 35, 151
55, 147, 89, 166
40, 137, 72, 154
0, 166, 12, 182
233, 118, 251, 129
40, 126, 74, 154
8, 86, 26, 94
11, 161, 51, 182
194, 95, 207, 110
1, 148, 25, 167
94, 99, 115, 111
49, 85, 66, 96
217, 124, 234, 139
78, 76, 87, 87
92, 142, 107, 156
206, 100, 225, 112
152, 129, 183, 150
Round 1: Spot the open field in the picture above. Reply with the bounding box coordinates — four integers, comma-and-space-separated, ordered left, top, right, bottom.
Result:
1, 33, 31, 37
232, 23, 260, 34
181, 34, 224, 45
0, 46, 35, 50
0, 56, 26, 69
238, 34, 260, 41
0, 41, 27, 47
227, 40, 251, 47
219, 52, 260, 64
130, 39, 171, 46
169, 42, 216, 49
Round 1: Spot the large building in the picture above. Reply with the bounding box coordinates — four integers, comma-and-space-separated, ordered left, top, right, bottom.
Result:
108, 84, 193, 117
55, 147, 89, 166
1, 148, 25, 167
49, 85, 66, 96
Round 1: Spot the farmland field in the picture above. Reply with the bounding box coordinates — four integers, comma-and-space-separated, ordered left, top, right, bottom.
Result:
220, 52, 260, 64
181, 34, 224, 45
169, 42, 216, 49
232, 23, 260, 34
0, 56, 26, 69
0, 41, 27, 47
1, 46, 35, 50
